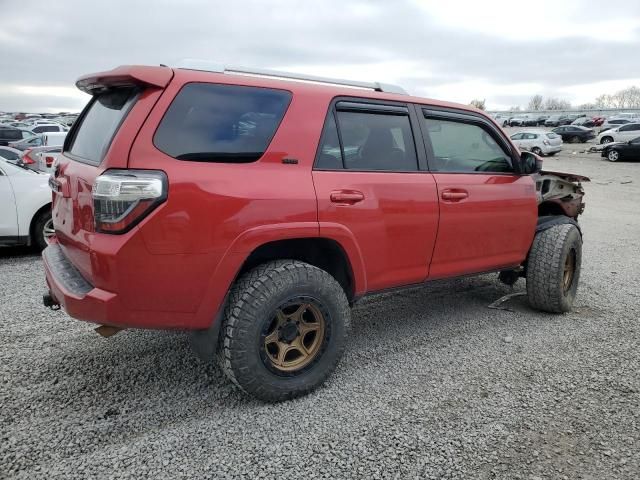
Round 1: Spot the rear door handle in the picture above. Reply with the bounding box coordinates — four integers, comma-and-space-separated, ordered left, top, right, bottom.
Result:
441, 189, 469, 202
330, 190, 365, 204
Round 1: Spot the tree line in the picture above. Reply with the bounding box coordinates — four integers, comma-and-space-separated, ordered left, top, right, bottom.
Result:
470, 86, 640, 111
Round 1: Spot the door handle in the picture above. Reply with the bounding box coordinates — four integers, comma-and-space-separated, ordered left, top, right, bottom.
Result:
330, 190, 365, 204
441, 189, 469, 202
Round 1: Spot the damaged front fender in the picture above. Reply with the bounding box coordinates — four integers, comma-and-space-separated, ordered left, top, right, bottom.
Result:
534, 170, 590, 219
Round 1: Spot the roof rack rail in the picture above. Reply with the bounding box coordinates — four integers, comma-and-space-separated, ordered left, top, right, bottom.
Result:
173, 59, 408, 95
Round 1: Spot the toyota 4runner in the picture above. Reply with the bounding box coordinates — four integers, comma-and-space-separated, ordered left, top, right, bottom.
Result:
43, 63, 588, 401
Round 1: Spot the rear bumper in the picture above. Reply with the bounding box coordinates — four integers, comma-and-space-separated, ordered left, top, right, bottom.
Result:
542, 145, 562, 154
42, 242, 195, 329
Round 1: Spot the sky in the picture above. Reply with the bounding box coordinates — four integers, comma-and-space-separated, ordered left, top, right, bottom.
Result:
1, 0, 639, 112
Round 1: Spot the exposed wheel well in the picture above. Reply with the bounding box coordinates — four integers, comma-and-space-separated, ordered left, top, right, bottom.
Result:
538, 201, 566, 217
237, 238, 355, 301
29, 203, 52, 245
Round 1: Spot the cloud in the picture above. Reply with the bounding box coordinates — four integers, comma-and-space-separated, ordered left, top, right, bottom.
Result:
1, 0, 639, 112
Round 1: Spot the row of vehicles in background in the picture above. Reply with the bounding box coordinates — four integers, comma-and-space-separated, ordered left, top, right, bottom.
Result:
492, 111, 639, 132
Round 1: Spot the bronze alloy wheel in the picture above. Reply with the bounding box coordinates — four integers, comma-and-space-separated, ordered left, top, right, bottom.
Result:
563, 249, 576, 293
261, 299, 327, 373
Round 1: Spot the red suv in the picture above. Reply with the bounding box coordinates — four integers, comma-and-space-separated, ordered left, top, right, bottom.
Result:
43, 63, 588, 401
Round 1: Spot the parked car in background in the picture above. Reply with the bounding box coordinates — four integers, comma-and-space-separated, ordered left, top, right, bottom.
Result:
509, 116, 529, 127
525, 114, 548, 126
9, 135, 43, 151
29, 124, 67, 134
0, 146, 22, 163
596, 122, 640, 144
510, 130, 562, 156
492, 114, 511, 127
572, 117, 595, 128
545, 115, 571, 127
9, 131, 66, 151
0, 126, 27, 146
551, 125, 596, 143
601, 136, 640, 162
20, 146, 62, 173
592, 116, 606, 126
599, 118, 632, 133
0, 157, 53, 250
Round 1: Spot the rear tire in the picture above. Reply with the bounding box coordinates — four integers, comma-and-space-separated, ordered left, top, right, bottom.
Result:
571, 135, 581, 144
219, 260, 350, 402
526, 224, 582, 313
531, 147, 542, 155
32, 208, 53, 251
607, 149, 620, 162
601, 136, 613, 144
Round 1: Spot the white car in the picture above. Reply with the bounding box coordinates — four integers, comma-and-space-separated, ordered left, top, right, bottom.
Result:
29, 124, 67, 134
597, 122, 640, 144
510, 130, 563, 156
0, 158, 53, 249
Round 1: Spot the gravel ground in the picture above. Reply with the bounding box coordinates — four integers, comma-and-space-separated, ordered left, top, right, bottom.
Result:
1, 144, 639, 479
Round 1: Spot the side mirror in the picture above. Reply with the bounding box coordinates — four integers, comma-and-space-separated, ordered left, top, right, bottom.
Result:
521, 151, 542, 175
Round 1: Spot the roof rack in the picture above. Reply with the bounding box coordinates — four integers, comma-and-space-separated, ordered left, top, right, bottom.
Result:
173, 59, 408, 95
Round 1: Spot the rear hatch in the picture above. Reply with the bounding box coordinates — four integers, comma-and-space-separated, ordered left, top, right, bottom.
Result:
545, 132, 562, 146
51, 66, 173, 285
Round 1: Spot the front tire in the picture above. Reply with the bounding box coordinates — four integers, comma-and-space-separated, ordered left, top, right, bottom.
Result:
219, 260, 350, 402
526, 224, 582, 313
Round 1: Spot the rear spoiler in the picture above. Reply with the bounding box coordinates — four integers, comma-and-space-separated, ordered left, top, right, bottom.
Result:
76, 65, 173, 94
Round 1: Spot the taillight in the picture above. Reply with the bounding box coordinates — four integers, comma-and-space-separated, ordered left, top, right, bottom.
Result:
92, 169, 168, 234
22, 149, 35, 165
45, 156, 55, 167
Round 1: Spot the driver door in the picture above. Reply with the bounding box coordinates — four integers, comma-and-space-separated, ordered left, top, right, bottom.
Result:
418, 108, 538, 279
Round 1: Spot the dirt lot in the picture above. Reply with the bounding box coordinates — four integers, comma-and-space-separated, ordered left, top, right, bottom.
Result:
1, 140, 639, 479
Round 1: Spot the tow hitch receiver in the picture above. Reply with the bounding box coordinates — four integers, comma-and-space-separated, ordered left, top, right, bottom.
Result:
43, 293, 60, 310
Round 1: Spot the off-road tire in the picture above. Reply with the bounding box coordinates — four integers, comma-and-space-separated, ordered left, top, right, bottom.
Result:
526, 224, 582, 313
219, 260, 350, 402
32, 208, 52, 251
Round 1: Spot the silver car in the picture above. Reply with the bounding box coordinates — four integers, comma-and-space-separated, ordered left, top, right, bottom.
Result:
510, 130, 563, 156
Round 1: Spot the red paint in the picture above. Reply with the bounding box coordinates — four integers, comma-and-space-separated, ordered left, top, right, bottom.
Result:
45, 65, 540, 330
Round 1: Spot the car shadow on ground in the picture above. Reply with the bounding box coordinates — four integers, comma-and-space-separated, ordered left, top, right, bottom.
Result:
0, 245, 39, 258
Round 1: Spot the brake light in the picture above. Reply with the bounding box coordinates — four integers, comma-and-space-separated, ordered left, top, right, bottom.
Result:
92, 169, 168, 234
22, 149, 36, 165
45, 156, 55, 167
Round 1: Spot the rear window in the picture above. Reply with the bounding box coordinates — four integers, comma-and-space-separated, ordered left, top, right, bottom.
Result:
66, 87, 137, 165
33, 125, 58, 133
1, 129, 22, 140
546, 133, 559, 139
154, 83, 292, 162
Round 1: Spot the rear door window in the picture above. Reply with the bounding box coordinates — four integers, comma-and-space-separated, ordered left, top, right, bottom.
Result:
154, 83, 292, 163
66, 87, 138, 165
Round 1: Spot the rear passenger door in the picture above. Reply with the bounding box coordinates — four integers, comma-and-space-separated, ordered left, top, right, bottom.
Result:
617, 123, 640, 141
312, 100, 439, 292
418, 108, 537, 279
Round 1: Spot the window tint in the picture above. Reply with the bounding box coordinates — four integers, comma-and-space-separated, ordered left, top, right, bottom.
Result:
315, 112, 343, 169
546, 133, 559, 139
33, 125, 58, 133
1, 129, 22, 140
0, 149, 19, 160
523, 133, 538, 139
68, 87, 137, 164
510, 133, 523, 140
628, 124, 640, 131
424, 117, 513, 173
334, 110, 417, 171
154, 83, 291, 163
630, 137, 640, 144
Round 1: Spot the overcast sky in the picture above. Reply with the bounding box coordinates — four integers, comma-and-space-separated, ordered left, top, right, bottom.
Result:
2, 0, 640, 112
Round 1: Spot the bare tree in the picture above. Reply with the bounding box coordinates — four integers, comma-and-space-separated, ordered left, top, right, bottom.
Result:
593, 87, 640, 108
545, 97, 571, 110
528, 95, 544, 111
510, 105, 521, 112
469, 99, 486, 110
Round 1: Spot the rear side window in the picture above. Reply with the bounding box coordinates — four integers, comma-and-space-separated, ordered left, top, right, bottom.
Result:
154, 83, 292, 162
1, 129, 22, 140
66, 87, 137, 165
546, 133, 559, 139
